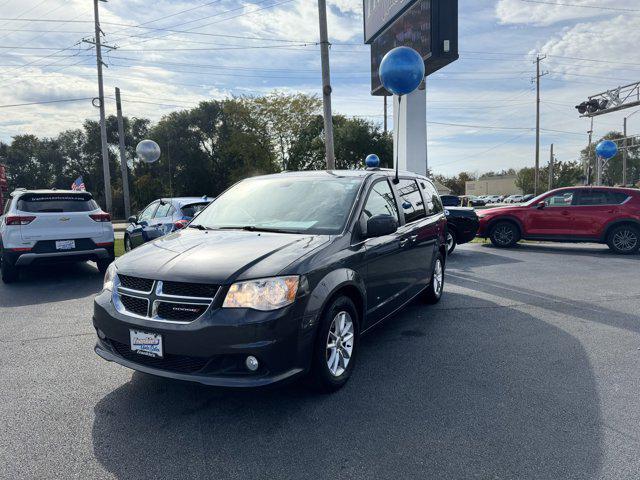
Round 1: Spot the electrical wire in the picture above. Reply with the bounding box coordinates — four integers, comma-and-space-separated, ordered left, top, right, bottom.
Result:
518, 0, 640, 13
0, 97, 93, 108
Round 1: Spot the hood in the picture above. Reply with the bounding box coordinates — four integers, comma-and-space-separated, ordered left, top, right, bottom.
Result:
478, 205, 528, 216
115, 229, 330, 284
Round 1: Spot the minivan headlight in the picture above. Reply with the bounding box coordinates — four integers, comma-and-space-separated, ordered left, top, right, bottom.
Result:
103, 263, 116, 292
223, 276, 299, 311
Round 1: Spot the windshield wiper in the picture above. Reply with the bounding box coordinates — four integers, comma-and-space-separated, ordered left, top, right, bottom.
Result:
187, 224, 212, 230
219, 226, 295, 234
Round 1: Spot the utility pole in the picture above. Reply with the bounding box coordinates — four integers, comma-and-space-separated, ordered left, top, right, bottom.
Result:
548, 143, 554, 192
91, 0, 112, 212
115, 88, 131, 219
533, 54, 547, 196
317, 0, 335, 170
383, 96, 388, 134
586, 116, 594, 185
623, 117, 628, 186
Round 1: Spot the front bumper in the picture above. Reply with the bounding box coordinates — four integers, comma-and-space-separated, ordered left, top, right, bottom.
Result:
93, 289, 317, 388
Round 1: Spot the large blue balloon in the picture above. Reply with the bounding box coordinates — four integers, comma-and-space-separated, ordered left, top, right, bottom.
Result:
596, 140, 618, 160
379, 46, 425, 96
365, 154, 380, 168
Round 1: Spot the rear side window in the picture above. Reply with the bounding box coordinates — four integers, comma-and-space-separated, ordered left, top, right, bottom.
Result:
577, 190, 630, 206
420, 180, 444, 215
17, 194, 98, 213
3, 198, 11, 215
397, 179, 426, 223
181, 202, 209, 218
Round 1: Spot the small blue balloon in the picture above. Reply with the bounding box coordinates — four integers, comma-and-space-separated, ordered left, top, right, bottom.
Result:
365, 154, 380, 168
596, 140, 618, 160
379, 46, 425, 96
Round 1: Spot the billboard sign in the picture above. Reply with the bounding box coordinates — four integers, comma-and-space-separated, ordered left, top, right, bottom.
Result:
364, 0, 419, 43
368, 0, 458, 96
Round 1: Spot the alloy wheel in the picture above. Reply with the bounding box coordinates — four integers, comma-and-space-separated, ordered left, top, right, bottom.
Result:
433, 259, 444, 297
613, 229, 638, 252
494, 225, 514, 245
326, 311, 354, 377
446, 233, 454, 252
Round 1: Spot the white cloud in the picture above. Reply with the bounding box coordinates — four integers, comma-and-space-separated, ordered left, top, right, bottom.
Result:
495, 0, 638, 26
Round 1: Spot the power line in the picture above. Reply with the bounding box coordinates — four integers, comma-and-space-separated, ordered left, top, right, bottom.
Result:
0, 97, 93, 108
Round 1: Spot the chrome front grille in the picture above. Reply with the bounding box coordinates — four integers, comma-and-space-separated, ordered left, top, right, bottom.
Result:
113, 275, 218, 323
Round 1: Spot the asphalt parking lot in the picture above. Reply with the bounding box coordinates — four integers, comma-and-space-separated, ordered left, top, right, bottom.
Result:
1, 242, 639, 480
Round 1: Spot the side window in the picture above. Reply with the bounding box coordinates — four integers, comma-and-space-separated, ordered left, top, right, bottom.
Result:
362, 180, 399, 222
420, 180, 444, 215
544, 191, 575, 207
576, 190, 610, 206
397, 179, 426, 223
138, 202, 159, 222
608, 192, 630, 205
3, 198, 12, 215
154, 202, 172, 218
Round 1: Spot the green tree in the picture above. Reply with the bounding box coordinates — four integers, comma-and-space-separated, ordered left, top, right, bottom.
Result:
434, 172, 475, 195
247, 93, 322, 170
288, 115, 393, 171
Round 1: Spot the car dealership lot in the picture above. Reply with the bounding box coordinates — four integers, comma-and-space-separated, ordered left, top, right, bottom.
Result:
1, 243, 639, 479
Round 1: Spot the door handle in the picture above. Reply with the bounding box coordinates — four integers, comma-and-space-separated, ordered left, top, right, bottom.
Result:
399, 238, 410, 247
561, 211, 569, 215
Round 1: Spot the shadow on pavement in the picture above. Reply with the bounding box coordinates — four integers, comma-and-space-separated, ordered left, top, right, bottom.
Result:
447, 270, 640, 335
92, 292, 602, 479
0, 262, 103, 307
479, 241, 640, 260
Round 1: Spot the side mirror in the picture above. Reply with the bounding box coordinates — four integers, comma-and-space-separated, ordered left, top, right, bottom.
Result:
536, 201, 545, 210
173, 220, 188, 231
366, 215, 398, 238
127, 215, 138, 224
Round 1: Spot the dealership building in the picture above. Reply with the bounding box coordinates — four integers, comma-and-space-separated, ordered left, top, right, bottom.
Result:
465, 175, 522, 196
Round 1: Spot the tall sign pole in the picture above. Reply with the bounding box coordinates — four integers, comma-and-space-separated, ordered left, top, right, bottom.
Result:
317, 0, 335, 170
93, 0, 112, 212
115, 88, 131, 219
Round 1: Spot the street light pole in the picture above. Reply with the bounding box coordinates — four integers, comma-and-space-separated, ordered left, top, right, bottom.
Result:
623, 117, 628, 186
317, 0, 336, 170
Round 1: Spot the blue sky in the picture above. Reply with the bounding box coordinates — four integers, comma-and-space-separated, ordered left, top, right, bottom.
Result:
0, 0, 638, 176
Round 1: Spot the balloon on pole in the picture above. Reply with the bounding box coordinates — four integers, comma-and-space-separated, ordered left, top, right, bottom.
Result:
136, 140, 161, 164
365, 154, 380, 168
595, 140, 618, 160
378, 46, 425, 183
379, 46, 425, 96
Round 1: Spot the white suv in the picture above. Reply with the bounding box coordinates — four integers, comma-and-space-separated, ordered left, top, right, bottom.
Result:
0, 189, 114, 283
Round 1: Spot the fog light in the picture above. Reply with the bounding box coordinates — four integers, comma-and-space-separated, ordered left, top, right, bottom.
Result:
97, 329, 106, 340
245, 356, 259, 372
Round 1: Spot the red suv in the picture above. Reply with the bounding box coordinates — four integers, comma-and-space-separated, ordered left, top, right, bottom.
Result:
477, 187, 640, 254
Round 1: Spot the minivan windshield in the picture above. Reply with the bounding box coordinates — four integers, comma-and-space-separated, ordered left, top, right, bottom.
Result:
194, 176, 363, 234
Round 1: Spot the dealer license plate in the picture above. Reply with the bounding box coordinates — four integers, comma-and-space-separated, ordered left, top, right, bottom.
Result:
55, 240, 75, 250
130, 330, 163, 358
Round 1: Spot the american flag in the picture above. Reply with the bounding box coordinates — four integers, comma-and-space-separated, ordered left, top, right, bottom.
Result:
71, 176, 86, 191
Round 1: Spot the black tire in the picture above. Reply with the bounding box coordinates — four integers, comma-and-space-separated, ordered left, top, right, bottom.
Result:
423, 252, 445, 304
446, 229, 457, 255
1, 253, 19, 283
96, 257, 114, 274
607, 224, 640, 255
124, 235, 132, 253
309, 295, 359, 393
490, 221, 520, 248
